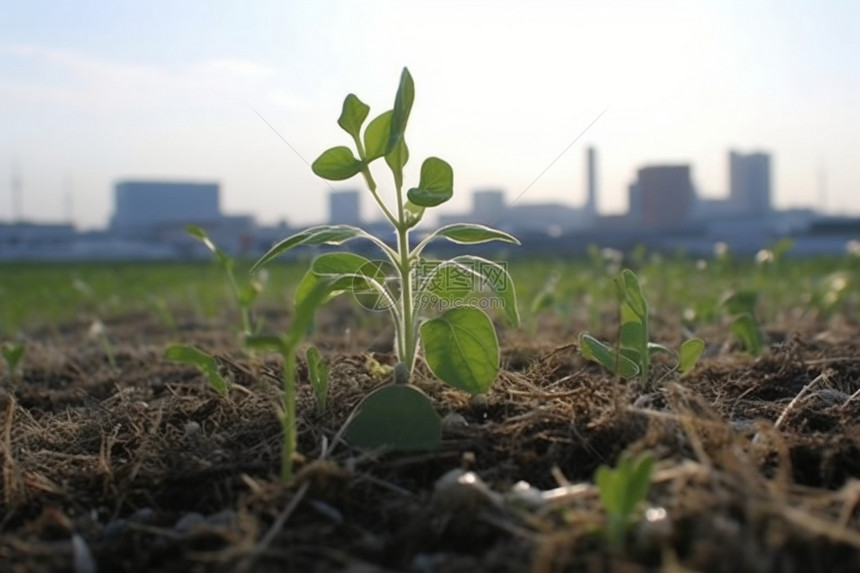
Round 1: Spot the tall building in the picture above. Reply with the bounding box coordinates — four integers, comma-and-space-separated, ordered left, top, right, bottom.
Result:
111, 181, 220, 234
635, 165, 695, 230
472, 189, 506, 224
584, 147, 597, 217
730, 151, 771, 216
329, 190, 361, 226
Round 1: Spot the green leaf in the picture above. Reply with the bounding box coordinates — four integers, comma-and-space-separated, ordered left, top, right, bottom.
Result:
384, 138, 409, 188
244, 335, 286, 353
337, 94, 370, 139
1, 342, 25, 374
579, 333, 640, 378
238, 281, 261, 308
251, 225, 374, 271
616, 269, 647, 320
297, 252, 394, 311
407, 157, 454, 207
721, 290, 758, 316
165, 344, 228, 395
306, 346, 329, 413
420, 307, 499, 394
363, 110, 393, 162
403, 200, 425, 229
425, 223, 519, 246
731, 313, 763, 356
678, 338, 705, 374
387, 67, 414, 155
311, 146, 364, 181
623, 455, 655, 515
619, 316, 644, 351
186, 225, 232, 267
647, 342, 672, 356
346, 384, 441, 450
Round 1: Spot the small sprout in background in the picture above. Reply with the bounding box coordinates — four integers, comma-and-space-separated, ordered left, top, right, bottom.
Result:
595, 453, 655, 552
165, 344, 228, 396
1, 342, 26, 383
187, 225, 264, 337
88, 319, 117, 369
305, 346, 329, 414
846, 239, 860, 258
720, 290, 764, 356
579, 269, 704, 389
527, 269, 561, 334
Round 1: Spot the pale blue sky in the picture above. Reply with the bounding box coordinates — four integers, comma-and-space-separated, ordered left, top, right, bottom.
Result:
1, 0, 859, 228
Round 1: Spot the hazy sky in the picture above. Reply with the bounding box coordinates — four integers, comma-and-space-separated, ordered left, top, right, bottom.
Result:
2, 0, 859, 229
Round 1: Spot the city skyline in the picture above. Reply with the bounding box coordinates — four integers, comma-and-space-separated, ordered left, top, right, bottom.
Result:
2, 1, 859, 229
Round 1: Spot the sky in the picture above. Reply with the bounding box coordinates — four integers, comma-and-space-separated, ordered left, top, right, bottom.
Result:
1, 0, 859, 229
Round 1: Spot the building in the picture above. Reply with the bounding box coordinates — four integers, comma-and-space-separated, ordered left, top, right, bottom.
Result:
634, 165, 695, 230
472, 189, 506, 224
730, 151, 771, 216
584, 147, 598, 218
111, 181, 221, 236
329, 190, 361, 226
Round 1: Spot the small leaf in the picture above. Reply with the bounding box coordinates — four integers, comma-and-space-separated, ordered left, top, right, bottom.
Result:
678, 338, 705, 374
363, 110, 393, 162
384, 137, 409, 188
244, 335, 287, 353
619, 317, 645, 351
579, 334, 640, 378
346, 384, 441, 450
647, 342, 672, 356
387, 67, 414, 155
407, 157, 453, 207
425, 223, 519, 246
165, 344, 228, 395
420, 308, 499, 394
1, 342, 25, 374
617, 269, 647, 320
403, 200, 425, 229
418, 255, 520, 326
721, 290, 758, 316
252, 225, 374, 271
623, 455, 655, 515
186, 225, 231, 267
311, 146, 364, 181
337, 94, 370, 139
306, 346, 328, 413
731, 313, 763, 356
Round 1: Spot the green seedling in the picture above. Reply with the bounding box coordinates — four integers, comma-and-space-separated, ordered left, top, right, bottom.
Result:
579, 269, 704, 389
252, 68, 519, 453
165, 344, 229, 395
88, 319, 117, 369
595, 453, 655, 552
720, 289, 764, 356
306, 345, 329, 414
1, 342, 25, 382
188, 225, 265, 336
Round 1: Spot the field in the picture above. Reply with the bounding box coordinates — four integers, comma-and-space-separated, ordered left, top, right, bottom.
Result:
2, 250, 860, 572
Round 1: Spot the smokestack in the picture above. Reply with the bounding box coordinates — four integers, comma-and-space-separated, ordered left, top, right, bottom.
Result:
585, 146, 597, 216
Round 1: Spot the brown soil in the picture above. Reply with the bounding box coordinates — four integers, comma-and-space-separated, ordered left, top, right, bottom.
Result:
2, 309, 860, 573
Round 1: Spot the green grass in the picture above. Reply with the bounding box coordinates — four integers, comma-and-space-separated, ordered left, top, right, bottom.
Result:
2, 252, 858, 338
0, 261, 306, 336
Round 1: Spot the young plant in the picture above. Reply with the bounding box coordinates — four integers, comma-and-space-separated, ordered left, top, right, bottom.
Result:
720, 289, 763, 356
252, 68, 519, 451
305, 345, 329, 414
1, 342, 25, 384
187, 225, 264, 337
165, 344, 229, 395
594, 453, 655, 552
579, 269, 704, 390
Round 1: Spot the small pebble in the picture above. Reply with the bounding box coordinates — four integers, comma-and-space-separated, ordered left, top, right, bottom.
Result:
183, 421, 201, 438
206, 509, 237, 529
174, 512, 205, 533
129, 507, 156, 524
72, 534, 97, 573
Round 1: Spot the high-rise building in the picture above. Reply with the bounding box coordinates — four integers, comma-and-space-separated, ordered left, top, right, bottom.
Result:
111, 181, 221, 234
730, 151, 771, 216
585, 147, 597, 217
329, 190, 361, 226
635, 165, 695, 230
472, 189, 506, 224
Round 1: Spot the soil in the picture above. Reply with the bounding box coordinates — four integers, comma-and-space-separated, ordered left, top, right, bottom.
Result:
2, 305, 860, 573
